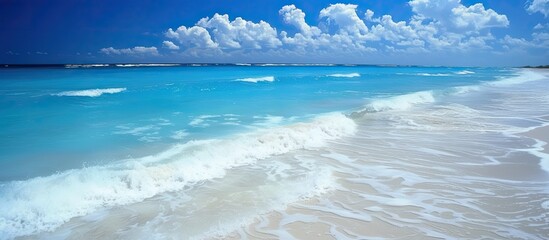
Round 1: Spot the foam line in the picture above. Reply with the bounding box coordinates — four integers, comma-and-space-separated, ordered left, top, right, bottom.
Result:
234, 76, 275, 83
0, 113, 356, 238
53, 88, 126, 97
327, 73, 360, 78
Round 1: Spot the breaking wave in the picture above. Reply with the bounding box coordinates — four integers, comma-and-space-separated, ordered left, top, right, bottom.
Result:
0, 113, 356, 238
234, 76, 275, 83
53, 88, 127, 97
327, 73, 360, 78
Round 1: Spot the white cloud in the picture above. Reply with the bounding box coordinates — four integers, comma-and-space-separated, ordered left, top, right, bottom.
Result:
319, 4, 369, 37
148, 1, 544, 65
534, 23, 548, 29
199, 14, 282, 50
280, 4, 376, 52
100, 46, 159, 55
166, 26, 218, 49
409, 0, 508, 31
409, 0, 460, 24
527, 0, 549, 17
163, 40, 180, 50
364, 9, 380, 23
371, 15, 419, 43
532, 32, 549, 47
501, 33, 549, 50
451, 3, 509, 30
279, 5, 321, 36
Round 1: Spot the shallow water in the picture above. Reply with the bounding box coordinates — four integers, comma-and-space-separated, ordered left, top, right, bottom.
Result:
1, 66, 548, 239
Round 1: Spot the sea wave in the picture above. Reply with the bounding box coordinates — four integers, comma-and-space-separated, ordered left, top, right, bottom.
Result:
115, 64, 180, 68
353, 91, 436, 116
234, 76, 275, 83
486, 69, 547, 86
455, 70, 475, 75
257, 63, 335, 66
0, 113, 356, 239
452, 85, 481, 95
64, 64, 110, 68
327, 73, 360, 78
416, 73, 451, 77
53, 88, 126, 97
351, 69, 546, 117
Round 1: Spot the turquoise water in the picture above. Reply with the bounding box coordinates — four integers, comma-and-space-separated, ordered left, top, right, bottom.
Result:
4, 65, 542, 238
0, 65, 511, 181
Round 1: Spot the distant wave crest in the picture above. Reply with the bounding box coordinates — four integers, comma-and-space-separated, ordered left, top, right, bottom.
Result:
327, 73, 360, 78
54, 88, 126, 97
455, 70, 475, 75
115, 64, 180, 67
65, 64, 109, 68
487, 70, 547, 86
235, 76, 275, 83
416, 73, 451, 77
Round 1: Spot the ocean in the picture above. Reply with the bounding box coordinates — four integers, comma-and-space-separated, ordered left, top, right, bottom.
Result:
0, 65, 548, 239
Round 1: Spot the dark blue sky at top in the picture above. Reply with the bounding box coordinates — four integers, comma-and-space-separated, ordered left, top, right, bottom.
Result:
0, 0, 547, 65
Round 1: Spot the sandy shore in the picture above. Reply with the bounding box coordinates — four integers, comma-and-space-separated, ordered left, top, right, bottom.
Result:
522, 124, 549, 155
24, 68, 549, 239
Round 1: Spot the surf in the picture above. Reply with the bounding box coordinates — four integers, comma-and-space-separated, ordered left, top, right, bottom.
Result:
53, 88, 126, 97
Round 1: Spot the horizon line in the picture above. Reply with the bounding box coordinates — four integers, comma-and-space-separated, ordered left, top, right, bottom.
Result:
1, 63, 538, 68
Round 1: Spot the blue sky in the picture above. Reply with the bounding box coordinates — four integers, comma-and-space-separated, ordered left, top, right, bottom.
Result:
1, 0, 548, 66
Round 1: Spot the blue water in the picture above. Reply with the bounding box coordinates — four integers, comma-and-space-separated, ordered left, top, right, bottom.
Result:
0, 66, 514, 181
7, 65, 549, 239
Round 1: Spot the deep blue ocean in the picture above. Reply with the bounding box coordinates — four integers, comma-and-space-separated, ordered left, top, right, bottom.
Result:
5, 65, 547, 239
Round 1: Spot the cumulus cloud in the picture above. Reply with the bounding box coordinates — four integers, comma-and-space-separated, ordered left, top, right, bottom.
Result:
534, 23, 548, 29
279, 4, 376, 52
196, 14, 282, 50
364, 9, 381, 23
162, 41, 180, 50
451, 3, 509, 30
319, 4, 369, 37
371, 15, 420, 43
100, 46, 159, 55
409, 0, 508, 31
166, 26, 218, 49
148, 1, 547, 63
527, 0, 549, 17
279, 5, 321, 36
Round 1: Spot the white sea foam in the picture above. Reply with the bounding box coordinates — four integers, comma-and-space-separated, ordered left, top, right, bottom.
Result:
257, 63, 334, 67
54, 88, 126, 97
0, 113, 356, 239
64, 64, 110, 68
171, 130, 189, 140
115, 64, 180, 68
455, 70, 475, 75
486, 70, 547, 86
452, 85, 481, 95
189, 115, 220, 127
234, 76, 275, 83
253, 115, 285, 127
416, 73, 451, 77
327, 73, 360, 78
361, 91, 436, 113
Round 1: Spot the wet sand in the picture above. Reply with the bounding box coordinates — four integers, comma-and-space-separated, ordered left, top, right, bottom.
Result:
523, 124, 549, 154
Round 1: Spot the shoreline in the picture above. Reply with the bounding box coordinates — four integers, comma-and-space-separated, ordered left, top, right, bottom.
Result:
8, 67, 549, 239
522, 124, 549, 155
521, 123, 549, 172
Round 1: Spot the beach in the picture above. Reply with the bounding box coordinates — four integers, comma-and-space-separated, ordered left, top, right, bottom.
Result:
1, 67, 549, 239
